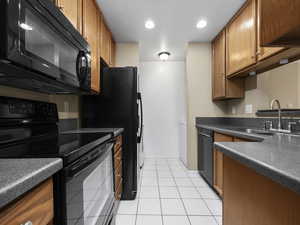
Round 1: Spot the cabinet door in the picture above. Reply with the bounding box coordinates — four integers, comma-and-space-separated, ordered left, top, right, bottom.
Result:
101, 21, 111, 65
212, 31, 245, 100
110, 38, 116, 67
260, 0, 300, 47
256, 0, 284, 61
213, 133, 234, 197
226, 0, 257, 76
83, 0, 100, 92
55, 0, 82, 33
212, 30, 226, 99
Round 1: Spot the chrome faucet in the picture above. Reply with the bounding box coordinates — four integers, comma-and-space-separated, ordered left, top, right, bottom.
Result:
270, 99, 282, 130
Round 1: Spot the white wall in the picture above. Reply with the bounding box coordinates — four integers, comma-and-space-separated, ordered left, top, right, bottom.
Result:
186, 43, 227, 169
115, 43, 139, 67
140, 61, 187, 159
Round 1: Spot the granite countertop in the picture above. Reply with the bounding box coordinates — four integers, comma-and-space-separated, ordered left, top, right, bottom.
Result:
0, 158, 62, 209
196, 123, 300, 195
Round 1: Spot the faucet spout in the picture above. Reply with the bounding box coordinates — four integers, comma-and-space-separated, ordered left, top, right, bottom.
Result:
270, 99, 282, 130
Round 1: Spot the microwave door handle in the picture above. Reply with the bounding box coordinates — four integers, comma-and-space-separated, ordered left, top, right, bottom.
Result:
76, 51, 88, 82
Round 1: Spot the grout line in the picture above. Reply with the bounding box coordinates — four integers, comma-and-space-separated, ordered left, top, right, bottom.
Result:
156, 159, 165, 225
134, 167, 142, 225
191, 173, 222, 223
168, 160, 193, 225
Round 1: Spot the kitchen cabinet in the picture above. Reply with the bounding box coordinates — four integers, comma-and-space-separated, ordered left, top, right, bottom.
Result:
110, 38, 116, 67
226, 0, 256, 76
101, 20, 111, 65
224, 155, 300, 225
55, 0, 82, 33
0, 178, 54, 225
256, 0, 284, 61
213, 133, 233, 196
212, 30, 244, 100
114, 135, 123, 200
83, 0, 100, 92
260, 0, 300, 47
214, 132, 253, 196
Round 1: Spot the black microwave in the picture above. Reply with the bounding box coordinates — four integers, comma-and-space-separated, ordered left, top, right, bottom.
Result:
0, 0, 91, 94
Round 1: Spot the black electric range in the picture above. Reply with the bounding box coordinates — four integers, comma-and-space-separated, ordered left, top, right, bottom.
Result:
0, 122, 112, 164
0, 97, 116, 225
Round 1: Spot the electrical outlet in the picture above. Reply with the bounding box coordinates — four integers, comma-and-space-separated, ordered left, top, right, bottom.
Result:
245, 104, 253, 114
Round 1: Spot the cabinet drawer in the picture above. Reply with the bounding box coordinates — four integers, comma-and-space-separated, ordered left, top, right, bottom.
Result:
114, 136, 122, 152
114, 148, 122, 168
0, 178, 54, 225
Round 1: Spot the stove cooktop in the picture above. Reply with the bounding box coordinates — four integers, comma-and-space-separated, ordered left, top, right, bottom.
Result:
0, 132, 112, 165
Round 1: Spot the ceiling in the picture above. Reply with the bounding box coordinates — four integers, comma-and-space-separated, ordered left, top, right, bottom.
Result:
96, 0, 246, 61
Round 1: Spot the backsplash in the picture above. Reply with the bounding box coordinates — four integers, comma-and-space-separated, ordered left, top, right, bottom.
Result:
0, 85, 80, 120
226, 60, 300, 118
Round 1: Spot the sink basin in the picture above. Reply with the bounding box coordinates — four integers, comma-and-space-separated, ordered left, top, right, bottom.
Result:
234, 128, 274, 136
244, 129, 274, 135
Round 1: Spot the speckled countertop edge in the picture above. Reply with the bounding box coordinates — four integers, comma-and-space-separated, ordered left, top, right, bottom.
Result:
0, 158, 62, 209
196, 123, 300, 195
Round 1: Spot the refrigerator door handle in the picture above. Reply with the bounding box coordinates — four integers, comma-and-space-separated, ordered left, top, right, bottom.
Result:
137, 92, 143, 143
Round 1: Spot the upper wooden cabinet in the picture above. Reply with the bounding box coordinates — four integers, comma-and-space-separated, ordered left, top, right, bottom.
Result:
54, 0, 82, 33
83, 0, 100, 92
212, 31, 226, 99
226, 0, 257, 76
212, 30, 244, 100
101, 21, 111, 65
256, 0, 284, 61
110, 38, 116, 67
260, 0, 300, 47
54, 0, 116, 93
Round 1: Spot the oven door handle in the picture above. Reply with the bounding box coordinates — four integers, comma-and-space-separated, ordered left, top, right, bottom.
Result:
67, 143, 114, 178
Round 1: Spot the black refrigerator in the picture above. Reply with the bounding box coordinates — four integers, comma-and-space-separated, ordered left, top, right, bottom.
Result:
81, 66, 143, 200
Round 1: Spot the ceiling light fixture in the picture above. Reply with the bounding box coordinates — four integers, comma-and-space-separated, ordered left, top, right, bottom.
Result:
145, 20, 155, 29
196, 19, 207, 29
158, 52, 170, 61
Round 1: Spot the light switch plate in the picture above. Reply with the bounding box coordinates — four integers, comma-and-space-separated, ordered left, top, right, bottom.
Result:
245, 104, 253, 114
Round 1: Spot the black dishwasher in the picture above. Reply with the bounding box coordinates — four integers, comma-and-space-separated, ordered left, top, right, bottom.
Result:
197, 128, 214, 186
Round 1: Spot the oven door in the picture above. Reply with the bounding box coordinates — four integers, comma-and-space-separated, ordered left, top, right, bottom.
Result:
63, 143, 115, 225
5, 0, 90, 88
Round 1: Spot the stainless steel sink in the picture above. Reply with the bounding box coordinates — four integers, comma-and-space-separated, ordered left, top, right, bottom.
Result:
244, 129, 274, 135
234, 128, 274, 136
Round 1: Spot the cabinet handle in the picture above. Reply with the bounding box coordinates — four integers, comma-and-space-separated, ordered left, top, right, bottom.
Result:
22, 221, 33, 225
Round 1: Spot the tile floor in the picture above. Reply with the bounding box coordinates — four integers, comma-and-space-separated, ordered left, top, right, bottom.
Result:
116, 158, 222, 225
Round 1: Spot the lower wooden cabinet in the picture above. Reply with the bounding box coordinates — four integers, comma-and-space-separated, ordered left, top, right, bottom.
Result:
213, 132, 253, 197
224, 155, 300, 225
0, 178, 54, 225
114, 135, 123, 200
213, 133, 233, 196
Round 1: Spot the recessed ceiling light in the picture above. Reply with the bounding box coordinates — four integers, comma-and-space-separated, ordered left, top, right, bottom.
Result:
197, 19, 207, 29
145, 20, 155, 29
158, 52, 170, 61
